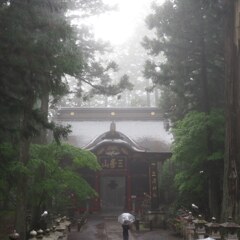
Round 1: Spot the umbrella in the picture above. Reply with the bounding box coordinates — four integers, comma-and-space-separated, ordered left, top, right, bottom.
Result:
118, 213, 135, 225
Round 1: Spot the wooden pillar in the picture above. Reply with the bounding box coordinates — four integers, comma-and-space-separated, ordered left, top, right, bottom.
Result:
127, 174, 132, 210
95, 173, 100, 211
157, 161, 164, 204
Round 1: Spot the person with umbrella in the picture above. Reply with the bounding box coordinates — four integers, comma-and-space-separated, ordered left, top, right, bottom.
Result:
118, 213, 135, 240
122, 220, 130, 240
122, 223, 130, 240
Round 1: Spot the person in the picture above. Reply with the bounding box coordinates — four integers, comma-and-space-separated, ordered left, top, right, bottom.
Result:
122, 221, 130, 240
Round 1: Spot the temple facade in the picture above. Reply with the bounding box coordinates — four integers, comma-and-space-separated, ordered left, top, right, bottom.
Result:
56, 107, 172, 212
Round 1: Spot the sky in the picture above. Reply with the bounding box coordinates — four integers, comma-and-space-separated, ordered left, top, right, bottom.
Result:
86, 0, 165, 45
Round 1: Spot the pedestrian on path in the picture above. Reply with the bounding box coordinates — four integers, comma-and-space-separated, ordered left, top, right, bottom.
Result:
122, 221, 130, 240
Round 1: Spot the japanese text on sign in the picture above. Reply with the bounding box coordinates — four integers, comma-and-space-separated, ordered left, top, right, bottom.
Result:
100, 156, 126, 169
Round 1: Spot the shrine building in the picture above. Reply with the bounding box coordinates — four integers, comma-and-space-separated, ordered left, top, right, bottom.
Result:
56, 107, 172, 212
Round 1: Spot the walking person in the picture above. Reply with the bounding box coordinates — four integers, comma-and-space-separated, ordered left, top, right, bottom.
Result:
122, 220, 130, 240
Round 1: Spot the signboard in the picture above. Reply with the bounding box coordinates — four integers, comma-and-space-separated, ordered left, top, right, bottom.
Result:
150, 162, 158, 198
99, 156, 126, 169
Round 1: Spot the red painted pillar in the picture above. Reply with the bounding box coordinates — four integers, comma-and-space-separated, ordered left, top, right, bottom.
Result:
127, 173, 132, 211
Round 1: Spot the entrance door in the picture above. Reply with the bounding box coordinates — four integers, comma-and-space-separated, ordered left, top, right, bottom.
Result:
100, 176, 125, 211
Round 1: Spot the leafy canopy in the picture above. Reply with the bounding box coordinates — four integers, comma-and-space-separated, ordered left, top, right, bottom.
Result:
142, 0, 224, 121
170, 110, 224, 207
28, 142, 101, 203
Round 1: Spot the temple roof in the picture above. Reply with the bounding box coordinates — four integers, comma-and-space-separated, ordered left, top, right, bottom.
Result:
84, 122, 146, 152
56, 107, 172, 153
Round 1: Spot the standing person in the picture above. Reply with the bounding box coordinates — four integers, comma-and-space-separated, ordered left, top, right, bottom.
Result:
122, 221, 130, 240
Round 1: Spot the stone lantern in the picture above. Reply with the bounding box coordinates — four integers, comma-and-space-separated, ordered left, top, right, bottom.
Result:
193, 215, 207, 239
29, 230, 37, 240
55, 219, 60, 226
9, 230, 20, 240
36, 229, 43, 239
44, 228, 50, 236
205, 217, 221, 240
220, 216, 240, 240
184, 212, 195, 240
51, 225, 56, 232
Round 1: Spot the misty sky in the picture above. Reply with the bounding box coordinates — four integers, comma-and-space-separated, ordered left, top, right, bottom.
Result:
87, 0, 165, 45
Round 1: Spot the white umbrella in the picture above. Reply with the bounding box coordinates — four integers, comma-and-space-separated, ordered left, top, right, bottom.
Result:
118, 213, 135, 225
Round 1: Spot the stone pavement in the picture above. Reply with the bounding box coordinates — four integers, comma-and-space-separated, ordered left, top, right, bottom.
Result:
67, 213, 183, 240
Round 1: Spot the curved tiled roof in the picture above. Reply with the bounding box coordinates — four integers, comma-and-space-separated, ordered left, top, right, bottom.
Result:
56, 107, 172, 153
84, 122, 146, 152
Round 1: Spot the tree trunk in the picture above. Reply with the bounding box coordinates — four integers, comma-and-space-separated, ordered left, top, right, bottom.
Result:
15, 138, 30, 240
198, 4, 220, 218
15, 88, 35, 240
221, 0, 240, 221
31, 86, 50, 230
207, 161, 223, 219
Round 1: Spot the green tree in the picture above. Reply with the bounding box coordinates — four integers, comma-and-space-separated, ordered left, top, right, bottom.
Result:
171, 110, 224, 218
0, 2, 82, 237
28, 143, 100, 228
143, 0, 224, 121
143, 0, 225, 218
159, 159, 177, 206
0, 1, 130, 238
221, 0, 240, 221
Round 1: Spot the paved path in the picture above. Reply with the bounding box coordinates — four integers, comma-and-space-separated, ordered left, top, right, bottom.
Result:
67, 213, 183, 240
104, 217, 136, 240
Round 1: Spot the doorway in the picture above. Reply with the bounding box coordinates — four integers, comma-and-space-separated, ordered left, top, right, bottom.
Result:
100, 176, 125, 211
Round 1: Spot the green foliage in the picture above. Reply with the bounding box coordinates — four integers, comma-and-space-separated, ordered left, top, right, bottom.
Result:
159, 159, 177, 204
0, 0, 132, 236
143, 0, 225, 215
143, 0, 225, 122
0, 143, 18, 208
28, 143, 101, 209
172, 111, 208, 165
0, 1, 83, 140
0, 141, 100, 209
160, 110, 224, 210
0, 0, 130, 138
